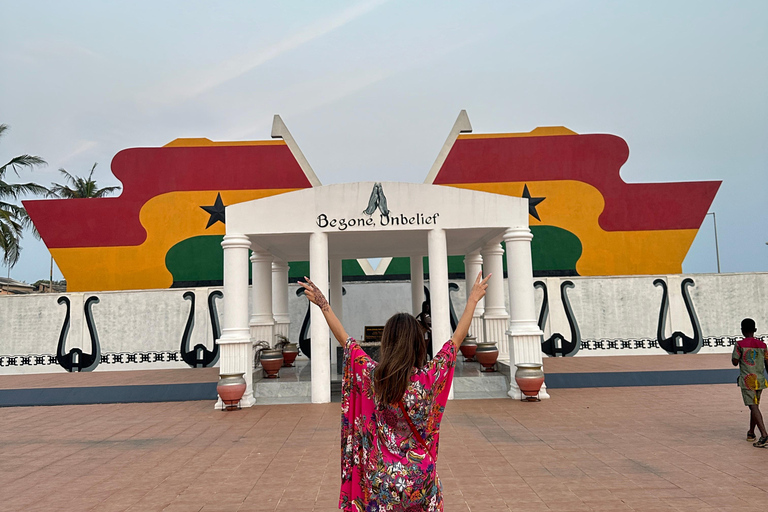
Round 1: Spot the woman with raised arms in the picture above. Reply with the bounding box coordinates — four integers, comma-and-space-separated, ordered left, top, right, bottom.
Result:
299, 272, 490, 511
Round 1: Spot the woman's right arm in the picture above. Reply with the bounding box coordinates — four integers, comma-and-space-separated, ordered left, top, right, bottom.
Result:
451, 272, 490, 350
298, 277, 349, 347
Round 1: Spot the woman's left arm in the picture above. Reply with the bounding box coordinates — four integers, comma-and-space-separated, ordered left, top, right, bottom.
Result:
298, 277, 349, 347
451, 272, 491, 350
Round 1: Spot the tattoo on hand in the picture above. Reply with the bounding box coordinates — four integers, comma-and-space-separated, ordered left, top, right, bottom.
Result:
310, 282, 329, 311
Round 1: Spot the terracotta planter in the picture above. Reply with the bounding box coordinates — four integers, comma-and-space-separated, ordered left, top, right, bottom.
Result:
281, 343, 299, 367
514, 363, 545, 401
260, 349, 283, 378
217, 373, 246, 410
459, 336, 477, 362
475, 342, 498, 372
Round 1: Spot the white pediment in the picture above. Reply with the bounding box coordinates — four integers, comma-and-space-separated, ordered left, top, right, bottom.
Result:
226, 182, 528, 261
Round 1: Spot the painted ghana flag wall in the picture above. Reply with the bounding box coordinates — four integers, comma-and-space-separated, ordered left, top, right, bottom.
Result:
23, 137, 320, 292
24, 126, 720, 292
430, 127, 721, 276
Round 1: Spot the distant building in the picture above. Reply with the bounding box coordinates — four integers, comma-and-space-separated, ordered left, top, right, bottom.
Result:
0, 278, 35, 295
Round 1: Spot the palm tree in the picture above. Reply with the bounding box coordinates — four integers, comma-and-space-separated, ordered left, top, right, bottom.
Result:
0, 124, 48, 268
49, 163, 121, 199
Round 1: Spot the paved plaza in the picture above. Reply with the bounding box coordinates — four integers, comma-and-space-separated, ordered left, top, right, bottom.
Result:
1, 380, 766, 511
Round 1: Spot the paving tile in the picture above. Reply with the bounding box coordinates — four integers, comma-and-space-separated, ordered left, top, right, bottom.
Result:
1, 377, 766, 512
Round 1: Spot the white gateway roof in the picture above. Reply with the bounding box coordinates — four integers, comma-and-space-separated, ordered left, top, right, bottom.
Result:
226, 182, 528, 261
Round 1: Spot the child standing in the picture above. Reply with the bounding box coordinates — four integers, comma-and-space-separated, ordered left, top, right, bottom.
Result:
732, 318, 768, 447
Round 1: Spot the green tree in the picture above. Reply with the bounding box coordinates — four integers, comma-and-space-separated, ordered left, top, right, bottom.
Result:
49, 163, 121, 199
0, 124, 48, 268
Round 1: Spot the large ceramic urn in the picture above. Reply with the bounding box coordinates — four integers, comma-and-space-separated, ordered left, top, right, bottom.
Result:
281, 343, 299, 367
217, 373, 246, 411
475, 342, 499, 372
459, 336, 477, 362
514, 363, 545, 401
260, 349, 284, 378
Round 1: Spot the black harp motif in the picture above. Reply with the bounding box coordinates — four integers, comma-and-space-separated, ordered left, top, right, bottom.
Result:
180, 290, 222, 368
56, 296, 101, 372
653, 278, 703, 354
535, 280, 580, 357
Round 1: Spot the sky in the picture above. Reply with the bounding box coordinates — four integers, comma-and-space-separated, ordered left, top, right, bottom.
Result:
1, 0, 766, 284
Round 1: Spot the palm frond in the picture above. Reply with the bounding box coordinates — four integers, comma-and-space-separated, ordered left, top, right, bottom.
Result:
50, 163, 120, 199
0, 180, 51, 200
0, 155, 47, 178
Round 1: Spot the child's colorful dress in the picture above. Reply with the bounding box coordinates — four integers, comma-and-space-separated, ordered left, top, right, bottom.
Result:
339, 338, 456, 511
733, 336, 768, 405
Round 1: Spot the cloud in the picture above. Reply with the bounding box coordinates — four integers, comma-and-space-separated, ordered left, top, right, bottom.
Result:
60, 140, 98, 164
144, 0, 392, 107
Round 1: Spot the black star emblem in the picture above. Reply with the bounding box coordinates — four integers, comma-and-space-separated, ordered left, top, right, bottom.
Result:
201, 193, 226, 228
522, 184, 545, 221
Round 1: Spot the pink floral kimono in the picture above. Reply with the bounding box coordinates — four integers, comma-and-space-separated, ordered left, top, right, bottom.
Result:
339, 337, 456, 511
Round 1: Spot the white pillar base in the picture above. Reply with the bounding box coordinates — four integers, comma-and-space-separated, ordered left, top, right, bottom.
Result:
217, 331, 255, 407
274, 321, 290, 340
250, 323, 275, 346
506, 331, 549, 400
470, 315, 485, 343
484, 315, 510, 360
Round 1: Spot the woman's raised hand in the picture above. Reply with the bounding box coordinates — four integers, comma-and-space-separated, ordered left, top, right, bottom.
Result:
468, 272, 491, 304
298, 277, 330, 311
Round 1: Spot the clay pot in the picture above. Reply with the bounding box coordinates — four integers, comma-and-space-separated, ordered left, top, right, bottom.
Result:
475, 342, 498, 372
260, 349, 283, 378
281, 343, 299, 367
459, 336, 477, 362
217, 373, 246, 411
514, 363, 545, 401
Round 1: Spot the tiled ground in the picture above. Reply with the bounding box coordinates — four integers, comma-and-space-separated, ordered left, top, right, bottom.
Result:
1, 382, 765, 511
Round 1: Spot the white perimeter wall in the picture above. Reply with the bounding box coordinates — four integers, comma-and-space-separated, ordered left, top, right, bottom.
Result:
1, 272, 766, 374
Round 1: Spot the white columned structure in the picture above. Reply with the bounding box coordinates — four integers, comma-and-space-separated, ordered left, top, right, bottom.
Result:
330, 257, 343, 366
250, 247, 275, 346
481, 240, 510, 359
224, 181, 538, 406
410, 255, 425, 316
309, 232, 331, 403
427, 229, 450, 356
271, 259, 290, 340
218, 234, 256, 409
463, 250, 485, 342
504, 227, 549, 399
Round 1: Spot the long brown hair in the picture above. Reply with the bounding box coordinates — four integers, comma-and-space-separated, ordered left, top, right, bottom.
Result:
374, 313, 427, 406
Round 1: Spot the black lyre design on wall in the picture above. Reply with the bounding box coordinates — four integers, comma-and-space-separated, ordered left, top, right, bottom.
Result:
448, 283, 460, 332
534, 280, 581, 357
180, 290, 222, 368
297, 286, 347, 359
56, 295, 101, 372
653, 278, 703, 354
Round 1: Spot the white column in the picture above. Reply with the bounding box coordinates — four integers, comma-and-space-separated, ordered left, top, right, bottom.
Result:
410, 255, 424, 316
330, 258, 343, 366
464, 250, 485, 342
250, 246, 275, 346
309, 232, 331, 403
427, 229, 450, 357
428, 229, 453, 400
217, 234, 255, 409
481, 240, 510, 358
503, 227, 549, 399
271, 259, 290, 340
